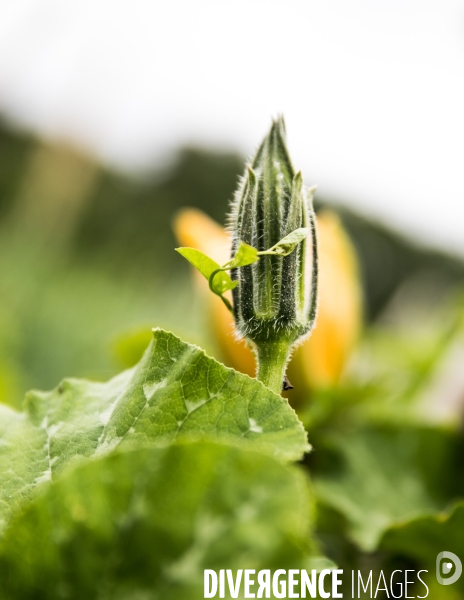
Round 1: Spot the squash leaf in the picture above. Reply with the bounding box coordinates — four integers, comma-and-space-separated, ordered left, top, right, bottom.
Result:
0, 441, 316, 600
0, 329, 310, 536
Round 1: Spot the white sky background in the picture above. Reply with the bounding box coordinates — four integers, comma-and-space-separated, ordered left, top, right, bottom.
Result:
0, 0, 463, 253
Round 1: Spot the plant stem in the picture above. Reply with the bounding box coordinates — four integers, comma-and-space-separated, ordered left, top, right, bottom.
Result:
255, 340, 291, 395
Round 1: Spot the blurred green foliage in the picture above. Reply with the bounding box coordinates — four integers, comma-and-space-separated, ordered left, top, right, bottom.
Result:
0, 442, 315, 599
333, 206, 464, 320
0, 120, 245, 406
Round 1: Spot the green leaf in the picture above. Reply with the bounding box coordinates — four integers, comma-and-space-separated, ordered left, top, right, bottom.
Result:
312, 425, 463, 552
381, 501, 464, 563
175, 247, 237, 294
260, 227, 309, 257
229, 241, 259, 268
0, 441, 316, 599
0, 329, 310, 536
380, 502, 464, 597
0, 404, 50, 532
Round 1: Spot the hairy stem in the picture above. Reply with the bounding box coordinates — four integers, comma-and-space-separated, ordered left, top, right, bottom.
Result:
255, 341, 291, 395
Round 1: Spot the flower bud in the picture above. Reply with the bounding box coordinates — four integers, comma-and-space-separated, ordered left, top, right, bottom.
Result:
229, 118, 318, 393
230, 117, 317, 346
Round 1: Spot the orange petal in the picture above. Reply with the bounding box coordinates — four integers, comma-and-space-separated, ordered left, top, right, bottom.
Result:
173, 208, 231, 265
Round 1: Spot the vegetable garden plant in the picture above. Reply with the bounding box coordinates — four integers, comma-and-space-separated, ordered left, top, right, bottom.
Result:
1, 119, 464, 599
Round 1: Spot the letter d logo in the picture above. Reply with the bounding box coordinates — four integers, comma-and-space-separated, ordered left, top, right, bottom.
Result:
437, 551, 462, 585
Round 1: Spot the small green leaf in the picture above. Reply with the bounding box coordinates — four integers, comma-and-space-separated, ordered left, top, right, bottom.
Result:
176, 248, 237, 296
176, 247, 236, 294
229, 241, 259, 268
260, 227, 309, 257
176, 246, 220, 279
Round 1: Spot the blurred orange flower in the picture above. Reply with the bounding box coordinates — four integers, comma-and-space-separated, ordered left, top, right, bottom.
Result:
173, 207, 362, 395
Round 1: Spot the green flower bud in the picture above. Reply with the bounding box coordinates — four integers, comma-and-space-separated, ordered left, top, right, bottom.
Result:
230, 117, 318, 393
